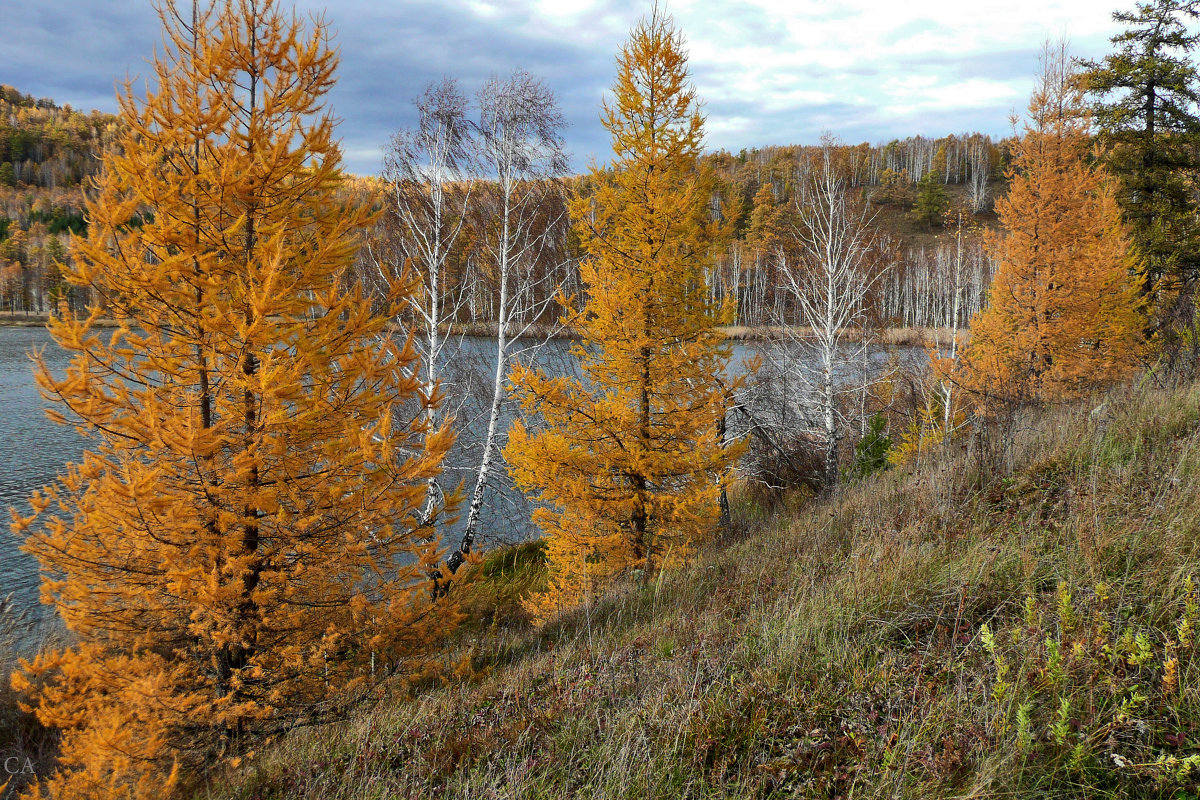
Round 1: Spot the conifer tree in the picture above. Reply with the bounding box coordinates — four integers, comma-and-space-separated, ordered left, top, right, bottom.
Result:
960, 45, 1143, 404
10, 2, 453, 795
505, 10, 743, 620
1081, 0, 1200, 302
748, 183, 783, 257
911, 169, 950, 227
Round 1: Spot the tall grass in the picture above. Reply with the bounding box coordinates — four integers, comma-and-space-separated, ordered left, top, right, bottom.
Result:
408, 322, 960, 346
719, 325, 958, 345
191, 379, 1200, 799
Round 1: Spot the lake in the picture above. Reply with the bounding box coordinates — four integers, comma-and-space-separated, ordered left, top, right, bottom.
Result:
0, 325, 913, 654
1, 327, 89, 648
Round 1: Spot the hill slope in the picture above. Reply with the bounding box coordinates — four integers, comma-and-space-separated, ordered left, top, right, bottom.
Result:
0, 85, 1003, 324
206, 378, 1200, 799
0, 86, 119, 314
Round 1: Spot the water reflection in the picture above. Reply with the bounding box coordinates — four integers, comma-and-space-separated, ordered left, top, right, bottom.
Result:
0, 326, 918, 656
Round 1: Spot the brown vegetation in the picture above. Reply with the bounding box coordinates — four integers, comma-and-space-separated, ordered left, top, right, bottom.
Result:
202, 377, 1200, 800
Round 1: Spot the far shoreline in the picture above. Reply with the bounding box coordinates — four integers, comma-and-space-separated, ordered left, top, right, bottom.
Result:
0, 314, 958, 348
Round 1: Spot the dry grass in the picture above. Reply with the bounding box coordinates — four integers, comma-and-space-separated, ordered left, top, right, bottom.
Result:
877, 326, 965, 348
720, 325, 959, 346
0, 313, 54, 328
433, 322, 570, 340
382, 322, 958, 345
0, 313, 118, 328
191, 379, 1200, 799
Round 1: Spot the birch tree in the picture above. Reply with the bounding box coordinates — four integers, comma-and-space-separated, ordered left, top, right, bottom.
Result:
443, 71, 568, 576
773, 143, 891, 489
966, 138, 991, 213
378, 80, 475, 522
907, 206, 974, 462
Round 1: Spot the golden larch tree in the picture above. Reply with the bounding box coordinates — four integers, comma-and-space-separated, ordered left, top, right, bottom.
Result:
959, 44, 1143, 404
10, 1, 453, 796
504, 10, 744, 621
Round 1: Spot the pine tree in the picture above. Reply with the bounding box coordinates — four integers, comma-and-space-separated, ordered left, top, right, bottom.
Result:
1081, 0, 1200, 302
911, 169, 950, 227
960, 45, 1143, 404
850, 413, 892, 479
504, 9, 743, 620
10, 2, 453, 795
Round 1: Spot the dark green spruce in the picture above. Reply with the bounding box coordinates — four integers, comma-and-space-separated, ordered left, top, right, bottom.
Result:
1081, 0, 1200, 311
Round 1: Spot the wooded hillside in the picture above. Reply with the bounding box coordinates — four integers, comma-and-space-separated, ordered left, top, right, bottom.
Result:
0, 80, 1005, 330
0, 86, 119, 315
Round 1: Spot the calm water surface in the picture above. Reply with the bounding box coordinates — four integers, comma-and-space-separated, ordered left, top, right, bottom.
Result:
0, 326, 904, 654
1, 327, 88, 641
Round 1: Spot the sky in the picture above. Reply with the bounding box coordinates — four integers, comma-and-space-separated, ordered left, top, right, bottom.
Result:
0, 0, 1125, 175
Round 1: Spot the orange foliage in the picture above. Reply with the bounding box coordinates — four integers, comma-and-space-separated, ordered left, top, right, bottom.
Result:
505, 10, 745, 621
10, 1, 453, 795
959, 45, 1143, 404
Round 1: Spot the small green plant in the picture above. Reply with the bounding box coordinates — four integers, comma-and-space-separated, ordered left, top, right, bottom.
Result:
1051, 696, 1072, 745
654, 636, 676, 660
850, 413, 892, 479
1016, 701, 1034, 754
975, 580, 1200, 793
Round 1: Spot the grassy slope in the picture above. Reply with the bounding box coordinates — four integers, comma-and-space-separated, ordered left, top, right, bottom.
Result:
206, 380, 1200, 799
871, 179, 1002, 249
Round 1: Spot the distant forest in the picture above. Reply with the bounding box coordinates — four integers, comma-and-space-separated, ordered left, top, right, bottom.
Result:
0, 84, 120, 189
0, 86, 118, 313
0, 81, 1005, 330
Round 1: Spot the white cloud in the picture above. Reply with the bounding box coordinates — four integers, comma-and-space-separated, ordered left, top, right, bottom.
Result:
10, 0, 1131, 173
648, 0, 1120, 151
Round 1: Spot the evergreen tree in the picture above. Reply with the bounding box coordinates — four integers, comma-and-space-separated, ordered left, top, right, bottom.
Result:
911, 169, 950, 227
505, 9, 744, 621
850, 413, 892, 479
11, 2, 453, 795
1081, 0, 1200, 301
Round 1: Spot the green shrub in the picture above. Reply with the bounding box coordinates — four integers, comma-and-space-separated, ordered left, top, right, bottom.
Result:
850, 412, 892, 479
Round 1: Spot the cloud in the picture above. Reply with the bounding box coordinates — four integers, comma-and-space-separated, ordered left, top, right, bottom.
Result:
2, 0, 1124, 174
